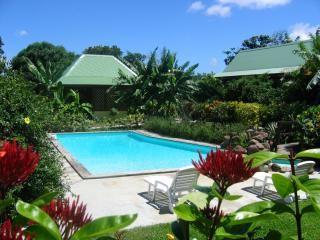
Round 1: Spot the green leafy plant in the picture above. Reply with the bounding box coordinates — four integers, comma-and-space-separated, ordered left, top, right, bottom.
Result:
244, 149, 320, 240
114, 48, 198, 117
24, 57, 64, 96
143, 117, 247, 144
14, 200, 137, 240
296, 105, 320, 148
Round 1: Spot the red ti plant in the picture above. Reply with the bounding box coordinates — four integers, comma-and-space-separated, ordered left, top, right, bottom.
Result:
0, 140, 39, 199
43, 196, 92, 240
174, 149, 257, 240
193, 149, 256, 194
0, 219, 31, 240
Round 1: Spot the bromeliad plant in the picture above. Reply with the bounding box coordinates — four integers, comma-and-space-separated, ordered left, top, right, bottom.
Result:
0, 140, 137, 239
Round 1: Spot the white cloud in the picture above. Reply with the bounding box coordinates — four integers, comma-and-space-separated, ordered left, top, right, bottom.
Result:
206, 4, 231, 17
188, 1, 206, 12
210, 57, 219, 68
18, 30, 28, 36
289, 23, 319, 40
218, 0, 291, 9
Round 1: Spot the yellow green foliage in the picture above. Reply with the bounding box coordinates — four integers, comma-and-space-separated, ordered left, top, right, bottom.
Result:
194, 101, 263, 126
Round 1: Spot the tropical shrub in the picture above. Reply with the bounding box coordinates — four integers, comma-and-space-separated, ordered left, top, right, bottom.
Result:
260, 102, 307, 125
88, 113, 144, 130
193, 74, 224, 102
224, 75, 281, 105
114, 48, 198, 117
296, 105, 320, 148
191, 101, 263, 126
0, 72, 90, 201
143, 117, 247, 144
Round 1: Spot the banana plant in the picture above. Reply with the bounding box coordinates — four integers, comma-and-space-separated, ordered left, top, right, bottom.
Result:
15, 200, 137, 240
244, 148, 320, 240
24, 57, 64, 96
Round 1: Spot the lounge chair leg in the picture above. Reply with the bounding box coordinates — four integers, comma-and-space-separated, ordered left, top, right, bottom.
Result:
259, 183, 266, 196
167, 192, 174, 213
152, 188, 157, 202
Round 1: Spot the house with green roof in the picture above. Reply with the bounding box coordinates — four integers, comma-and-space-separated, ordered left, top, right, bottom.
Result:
216, 40, 312, 79
59, 54, 136, 111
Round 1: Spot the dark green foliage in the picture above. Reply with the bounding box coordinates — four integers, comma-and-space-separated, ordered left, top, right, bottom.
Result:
194, 74, 224, 102
224, 75, 280, 104
0, 36, 5, 74
11, 42, 76, 84
143, 117, 247, 144
83, 45, 123, 58
115, 48, 198, 117
296, 105, 320, 148
277, 33, 320, 104
0, 72, 91, 201
123, 51, 146, 69
260, 102, 307, 125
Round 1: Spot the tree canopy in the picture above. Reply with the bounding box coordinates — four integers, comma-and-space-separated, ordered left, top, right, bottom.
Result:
83, 45, 122, 58
0, 36, 6, 73
12, 42, 76, 83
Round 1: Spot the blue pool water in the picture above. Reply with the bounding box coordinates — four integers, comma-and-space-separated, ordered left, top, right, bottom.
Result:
272, 159, 300, 165
55, 131, 214, 175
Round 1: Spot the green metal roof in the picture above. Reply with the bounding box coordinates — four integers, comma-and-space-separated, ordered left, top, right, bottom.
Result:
216, 40, 312, 78
59, 54, 136, 85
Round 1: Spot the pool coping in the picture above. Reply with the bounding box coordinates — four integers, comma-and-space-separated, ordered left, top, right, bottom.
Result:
49, 130, 219, 179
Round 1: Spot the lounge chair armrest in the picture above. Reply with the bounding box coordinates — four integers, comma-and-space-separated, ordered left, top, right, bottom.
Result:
155, 180, 170, 190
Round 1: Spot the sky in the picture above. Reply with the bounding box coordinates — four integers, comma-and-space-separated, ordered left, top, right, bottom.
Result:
0, 0, 319, 73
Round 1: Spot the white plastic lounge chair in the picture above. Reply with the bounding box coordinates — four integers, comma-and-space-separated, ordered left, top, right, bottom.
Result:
144, 166, 200, 212
252, 161, 315, 196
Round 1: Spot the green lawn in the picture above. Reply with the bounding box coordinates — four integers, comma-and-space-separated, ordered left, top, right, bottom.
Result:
126, 201, 320, 240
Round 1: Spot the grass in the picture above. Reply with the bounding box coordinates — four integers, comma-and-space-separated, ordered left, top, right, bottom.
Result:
125, 201, 320, 240
143, 117, 248, 145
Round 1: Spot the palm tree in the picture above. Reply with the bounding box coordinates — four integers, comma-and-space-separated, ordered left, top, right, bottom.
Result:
115, 48, 198, 117
294, 31, 320, 90
24, 57, 64, 96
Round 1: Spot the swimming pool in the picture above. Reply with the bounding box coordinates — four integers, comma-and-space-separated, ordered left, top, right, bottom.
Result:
54, 131, 215, 177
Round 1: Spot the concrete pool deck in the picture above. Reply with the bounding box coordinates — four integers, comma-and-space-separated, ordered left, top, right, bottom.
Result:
63, 157, 270, 228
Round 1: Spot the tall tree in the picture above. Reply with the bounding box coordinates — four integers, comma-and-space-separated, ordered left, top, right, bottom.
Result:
114, 48, 198, 117
83, 45, 122, 58
12, 42, 76, 83
0, 36, 6, 73
224, 31, 293, 65
123, 51, 146, 69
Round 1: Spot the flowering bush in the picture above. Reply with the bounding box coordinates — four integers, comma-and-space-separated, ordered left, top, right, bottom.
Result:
0, 140, 39, 199
175, 149, 257, 240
